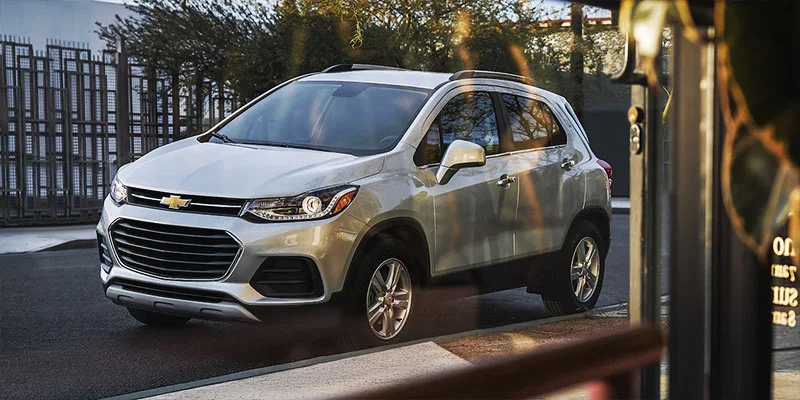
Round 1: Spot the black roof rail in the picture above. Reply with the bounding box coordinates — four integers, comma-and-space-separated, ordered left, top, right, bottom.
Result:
321, 64, 406, 73
449, 70, 534, 86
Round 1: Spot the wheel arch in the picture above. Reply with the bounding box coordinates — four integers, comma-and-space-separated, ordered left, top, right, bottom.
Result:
528, 207, 610, 296
342, 217, 432, 293
567, 207, 611, 255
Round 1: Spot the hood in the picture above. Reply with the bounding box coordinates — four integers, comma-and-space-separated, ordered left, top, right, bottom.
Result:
118, 138, 384, 199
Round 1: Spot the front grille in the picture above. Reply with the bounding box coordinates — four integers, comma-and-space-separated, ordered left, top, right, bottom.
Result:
114, 279, 234, 303
127, 187, 246, 216
109, 219, 241, 280
250, 257, 323, 298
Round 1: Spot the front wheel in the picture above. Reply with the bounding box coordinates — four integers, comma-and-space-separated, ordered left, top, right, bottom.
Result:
344, 238, 418, 346
542, 221, 606, 316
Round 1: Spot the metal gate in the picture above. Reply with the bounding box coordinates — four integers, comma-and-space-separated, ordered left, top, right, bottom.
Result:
0, 37, 199, 226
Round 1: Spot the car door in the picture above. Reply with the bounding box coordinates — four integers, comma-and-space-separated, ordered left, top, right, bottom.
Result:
416, 89, 517, 275
497, 91, 583, 256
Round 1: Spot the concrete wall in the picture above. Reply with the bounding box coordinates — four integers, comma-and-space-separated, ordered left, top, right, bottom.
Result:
583, 109, 631, 197
581, 76, 631, 198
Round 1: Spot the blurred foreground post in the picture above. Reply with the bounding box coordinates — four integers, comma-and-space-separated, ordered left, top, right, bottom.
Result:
669, 18, 772, 400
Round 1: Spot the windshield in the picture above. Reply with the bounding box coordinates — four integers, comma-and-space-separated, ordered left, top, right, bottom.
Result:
215, 81, 431, 155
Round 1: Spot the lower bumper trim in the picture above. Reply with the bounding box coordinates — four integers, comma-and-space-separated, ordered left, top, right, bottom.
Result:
106, 284, 261, 323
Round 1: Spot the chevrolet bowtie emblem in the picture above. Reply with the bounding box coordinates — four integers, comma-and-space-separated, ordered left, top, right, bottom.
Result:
160, 195, 191, 209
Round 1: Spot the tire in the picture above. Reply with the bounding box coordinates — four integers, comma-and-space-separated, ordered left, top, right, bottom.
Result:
541, 221, 606, 316
343, 237, 419, 347
127, 307, 190, 326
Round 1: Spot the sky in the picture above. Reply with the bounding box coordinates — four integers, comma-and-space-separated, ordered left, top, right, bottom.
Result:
0, 0, 133, 50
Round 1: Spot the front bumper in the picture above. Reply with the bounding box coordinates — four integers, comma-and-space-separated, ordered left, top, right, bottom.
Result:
105, 283, 259, 322
97, 197, 366, 322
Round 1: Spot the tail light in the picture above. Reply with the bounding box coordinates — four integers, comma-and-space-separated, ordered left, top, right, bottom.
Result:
598, 159, 613, 188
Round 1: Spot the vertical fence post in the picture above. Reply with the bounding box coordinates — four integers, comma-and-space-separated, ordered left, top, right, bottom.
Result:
0, 38, 8, 224
217, 74, 225, 124
145, 64, 157, 152
115, 37, 130, 167
171, 70, 180, 139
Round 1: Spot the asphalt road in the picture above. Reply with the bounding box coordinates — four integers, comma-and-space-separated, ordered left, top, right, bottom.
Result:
1, 215, 631, 400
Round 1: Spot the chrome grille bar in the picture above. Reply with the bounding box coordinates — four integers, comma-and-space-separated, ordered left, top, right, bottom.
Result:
109, 219, 241, 280
127, 187, 246, 216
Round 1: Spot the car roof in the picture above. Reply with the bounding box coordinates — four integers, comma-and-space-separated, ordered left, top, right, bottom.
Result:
297, 68, 566, 103
299, 70, 452, 90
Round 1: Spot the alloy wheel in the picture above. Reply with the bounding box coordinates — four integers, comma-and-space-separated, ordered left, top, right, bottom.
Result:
571, 237, 601, 303
365, 258, 413, 340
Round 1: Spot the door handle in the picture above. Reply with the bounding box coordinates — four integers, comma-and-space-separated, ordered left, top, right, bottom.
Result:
497, 174, 517, 188
561, 158, 576, 170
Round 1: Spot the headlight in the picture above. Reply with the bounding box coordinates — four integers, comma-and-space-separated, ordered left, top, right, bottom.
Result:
244, 185, 358, 222
110, 176, 127, 205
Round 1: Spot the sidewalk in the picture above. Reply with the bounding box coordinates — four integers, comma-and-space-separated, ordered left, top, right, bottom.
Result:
0, 224, 96, 255
135, 300, 798, 400
611, 197, 630, 214
140, 314, 651, 400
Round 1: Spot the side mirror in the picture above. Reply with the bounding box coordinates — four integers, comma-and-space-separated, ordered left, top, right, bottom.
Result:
435, 140, 486, 185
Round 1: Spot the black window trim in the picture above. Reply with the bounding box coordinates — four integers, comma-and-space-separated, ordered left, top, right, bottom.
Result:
490, 91, 515, 154
413, 115, 443, 167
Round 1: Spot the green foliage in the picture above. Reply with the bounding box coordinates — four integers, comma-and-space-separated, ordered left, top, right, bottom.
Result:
96, 0, 623, 104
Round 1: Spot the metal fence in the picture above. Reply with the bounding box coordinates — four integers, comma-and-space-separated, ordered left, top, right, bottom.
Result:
0, 36, 229, 226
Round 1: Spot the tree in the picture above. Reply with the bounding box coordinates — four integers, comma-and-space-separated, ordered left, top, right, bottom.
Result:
98, 0, 259, 133
97, 0, 626, 132
98, 0, 193, 135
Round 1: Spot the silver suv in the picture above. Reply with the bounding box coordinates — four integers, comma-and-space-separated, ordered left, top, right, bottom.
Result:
98, 65, 611, 344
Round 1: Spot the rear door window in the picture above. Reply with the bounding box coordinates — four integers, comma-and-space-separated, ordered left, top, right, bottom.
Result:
502, 94, 567, 150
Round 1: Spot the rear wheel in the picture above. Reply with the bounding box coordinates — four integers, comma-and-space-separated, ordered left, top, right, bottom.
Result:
542, 221, 606, 316
344, 238, 418, 346
127, 308, 190, 326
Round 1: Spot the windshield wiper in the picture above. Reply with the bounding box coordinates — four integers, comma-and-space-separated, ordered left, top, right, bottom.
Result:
208, 131, 237, 144
245, 140, 335, 153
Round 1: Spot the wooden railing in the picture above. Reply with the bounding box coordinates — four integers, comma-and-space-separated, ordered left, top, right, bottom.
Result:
342, 325, 663, 399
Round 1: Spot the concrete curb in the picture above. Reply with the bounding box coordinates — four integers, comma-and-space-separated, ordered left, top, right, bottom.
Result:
106, 299, 637, 399
0, 224, 97, 255
611, 198, 630, 215
37, 238, 98, 252
148, 342, 471, 400
0, 238, 97, 255
103, 311, 592, 400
